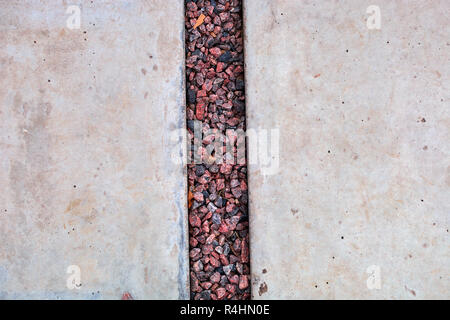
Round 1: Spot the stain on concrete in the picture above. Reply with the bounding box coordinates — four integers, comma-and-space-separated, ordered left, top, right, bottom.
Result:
258, 282, 268, 296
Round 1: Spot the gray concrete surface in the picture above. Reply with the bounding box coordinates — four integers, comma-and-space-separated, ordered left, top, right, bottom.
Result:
0, 0, 188, 299
244, 0, 449, 299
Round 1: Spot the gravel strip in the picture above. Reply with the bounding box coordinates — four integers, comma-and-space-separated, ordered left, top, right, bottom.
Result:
185, 0, 250, 300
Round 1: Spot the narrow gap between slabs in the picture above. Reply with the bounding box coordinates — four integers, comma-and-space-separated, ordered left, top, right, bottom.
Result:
185, 0, 251, 300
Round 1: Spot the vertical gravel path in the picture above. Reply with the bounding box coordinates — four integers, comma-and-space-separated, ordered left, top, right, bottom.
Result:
185, 0, 250, 300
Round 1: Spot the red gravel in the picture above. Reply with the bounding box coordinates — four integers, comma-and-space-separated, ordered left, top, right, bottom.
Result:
185, 0, 250, 300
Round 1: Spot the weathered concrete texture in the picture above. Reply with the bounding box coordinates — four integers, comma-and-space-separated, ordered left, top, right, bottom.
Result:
0, 1, 188, 299
245, 0, 449, 299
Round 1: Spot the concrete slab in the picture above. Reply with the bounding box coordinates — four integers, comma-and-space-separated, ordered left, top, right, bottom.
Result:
0, 0, 188, 299
244, 0, 449, 299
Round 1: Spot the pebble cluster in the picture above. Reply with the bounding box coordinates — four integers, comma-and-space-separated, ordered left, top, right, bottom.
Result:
185, 0, 250, 300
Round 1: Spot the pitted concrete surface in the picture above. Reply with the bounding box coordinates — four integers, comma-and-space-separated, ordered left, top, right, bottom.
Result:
245, 0, 449, 299
0, 0, 188, 299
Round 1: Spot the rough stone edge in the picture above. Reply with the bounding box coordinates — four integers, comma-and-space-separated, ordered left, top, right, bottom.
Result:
177, 2, 190, 300
241, 0, 256, 300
